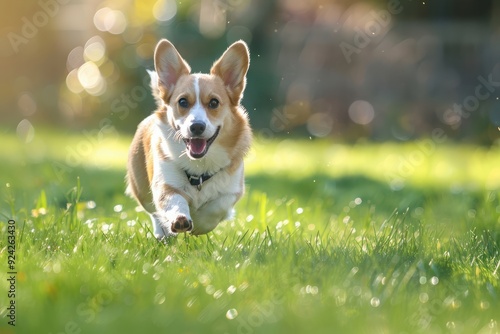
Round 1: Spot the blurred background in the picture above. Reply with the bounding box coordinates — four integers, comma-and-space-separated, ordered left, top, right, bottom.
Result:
1, 0, 499, 144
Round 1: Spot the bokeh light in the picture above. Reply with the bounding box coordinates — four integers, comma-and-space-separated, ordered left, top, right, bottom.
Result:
1, 0, 497, 143
17, 92, 37, 116
307, 112, 334, 137
16, 119, 35, 143
66, 46, 85, 72
84, 36, 106, 63
94, 7, 127, 35
77, 61, 106, 96
153, 0, 177, 22
66, 69, 84, 94
348, 100, 375, 125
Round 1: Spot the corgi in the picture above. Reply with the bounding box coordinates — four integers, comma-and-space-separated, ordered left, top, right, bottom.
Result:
126, 39, 252, 239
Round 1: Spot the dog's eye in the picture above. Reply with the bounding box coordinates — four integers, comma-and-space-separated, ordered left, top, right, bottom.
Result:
178, 98, 189, 108
208, 98, 219, 109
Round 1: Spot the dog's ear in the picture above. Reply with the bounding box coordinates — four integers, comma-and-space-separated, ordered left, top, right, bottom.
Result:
154, 39, 191, 101
210, 40, 250, 105
147, 70, 163, 108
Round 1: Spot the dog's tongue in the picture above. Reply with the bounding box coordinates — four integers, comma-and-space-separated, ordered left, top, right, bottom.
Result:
189, 139, 207, 155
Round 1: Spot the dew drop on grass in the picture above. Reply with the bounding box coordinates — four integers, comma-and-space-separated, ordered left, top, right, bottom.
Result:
227, 285, 237, 294
246, 215, 254, 222
198, 274, 211, 286
480, 301, 490, 310
239, 282, 249, 291
187, 298, 196, 308
206, 285, 215, 295
430, 276, 439, 285
226, 308, 238, 320
419, 276, 427, 285
451, 299, 461, 309
127, 220, 136, 227
86, 201, 96, 209
113, 204, 123, 212
352, 286, 362, 296
296, 207, 304, 214
305, 285, 319, 295
370, 297, 380, 307
84, 219, 95, 228
52, 262, 61, 274
154, 293, 165, 305
349, 267, 359, 277
213, 290, 223, 299
153, 273, 161, 281
101, 224, 110, 234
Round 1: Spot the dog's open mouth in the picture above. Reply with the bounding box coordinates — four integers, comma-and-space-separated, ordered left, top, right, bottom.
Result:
183, 126, 220, 159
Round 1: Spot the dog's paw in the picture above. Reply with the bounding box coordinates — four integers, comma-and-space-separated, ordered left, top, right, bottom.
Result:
171, 215, 193, 233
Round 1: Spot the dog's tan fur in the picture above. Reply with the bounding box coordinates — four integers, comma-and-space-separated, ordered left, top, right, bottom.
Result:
126, 39, 252, 238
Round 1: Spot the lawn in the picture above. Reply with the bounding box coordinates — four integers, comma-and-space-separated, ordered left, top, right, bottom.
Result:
1, 129, 499, 334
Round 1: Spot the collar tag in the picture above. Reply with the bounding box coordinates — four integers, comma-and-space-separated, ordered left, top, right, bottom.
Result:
186, 172, 212, 190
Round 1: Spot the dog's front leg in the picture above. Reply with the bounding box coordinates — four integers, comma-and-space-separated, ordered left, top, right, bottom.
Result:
190, 193, 239, 235
151, 181, 193, 238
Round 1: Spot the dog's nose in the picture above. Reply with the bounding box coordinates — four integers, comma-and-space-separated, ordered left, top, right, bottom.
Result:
189, 122, 206, 136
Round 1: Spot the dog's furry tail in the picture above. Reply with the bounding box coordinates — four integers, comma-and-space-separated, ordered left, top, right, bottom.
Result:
147, 69, 163, 108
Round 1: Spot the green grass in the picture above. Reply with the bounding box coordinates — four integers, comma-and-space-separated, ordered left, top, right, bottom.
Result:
1, 129, 500, 334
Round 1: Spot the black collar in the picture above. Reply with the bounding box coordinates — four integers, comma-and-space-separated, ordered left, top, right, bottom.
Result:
185, 171, 213, 190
